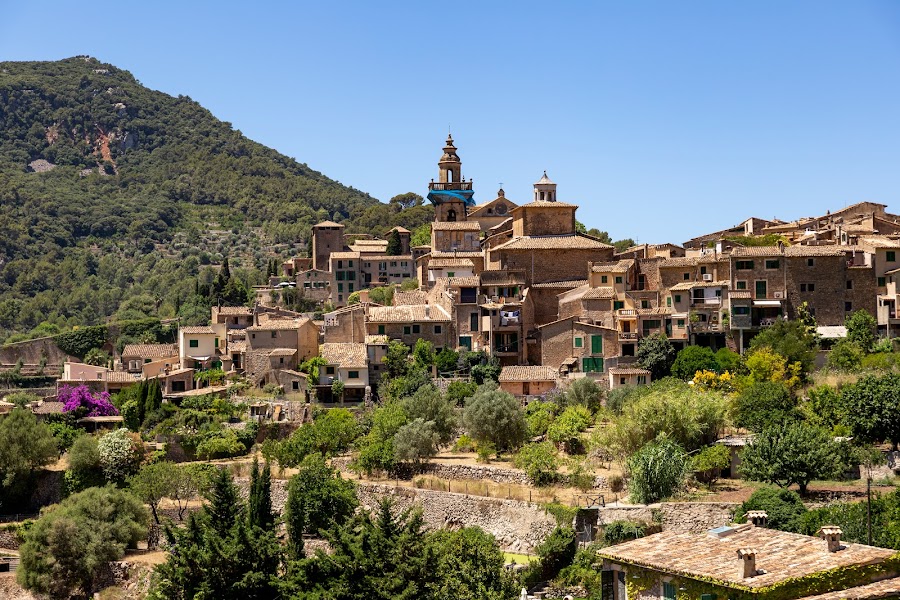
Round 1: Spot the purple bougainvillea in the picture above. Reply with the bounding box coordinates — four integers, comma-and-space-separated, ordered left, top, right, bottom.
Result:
59, 384, 119, 417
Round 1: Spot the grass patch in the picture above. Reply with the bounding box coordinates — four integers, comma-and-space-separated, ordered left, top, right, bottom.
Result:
504, 552, 537, 565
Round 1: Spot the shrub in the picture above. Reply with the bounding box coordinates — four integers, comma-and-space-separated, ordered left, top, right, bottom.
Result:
735, 487, 807, 533
393, 418, 439, 464
827, 340, 864, 372
547, 405, 592, 453
562, 377, 603, 412
59, 384, 118, 417
463, 382, 527, 452
525, 401, 559, 438
602, 520, 647, 545
732, 381, 798, 432
690, 444, 730, 486
98, 428, 143, 483
627, 438, 688, 504
534, 526, 577, 582
452, 434, 476, 452
514, 442, 559, 486
671, 346, 719, 380
476, 442, 496, 463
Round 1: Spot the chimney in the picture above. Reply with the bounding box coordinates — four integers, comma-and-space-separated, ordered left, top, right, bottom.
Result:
818, 526, 843, 552
746, 510, 768, 528
737, 548, 758, 579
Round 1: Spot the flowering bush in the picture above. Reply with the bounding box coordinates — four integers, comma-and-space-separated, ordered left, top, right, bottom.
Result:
98, 428, 142, 482
59, 384, 119, 417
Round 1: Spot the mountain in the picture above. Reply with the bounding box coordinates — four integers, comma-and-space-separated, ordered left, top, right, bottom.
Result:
0, 57, 433, 339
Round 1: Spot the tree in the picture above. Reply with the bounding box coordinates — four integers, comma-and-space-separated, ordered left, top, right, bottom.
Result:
598, 379, 727, 460
331, 378, 345, 402
534, 526, 577, 582
841, 373, 900, 448
170, 464, 210, 521
0, 408, 57, 507
628, 438, 689, 504
18, 486, 148, 598
383, 340, 411, 378
434, 348, 460, 374
739, 423, 846, 495
826, 340, 864, 372
846, 309, 877, 353
354, 402, 409, 474
411, 223, 431, 247
83, 347, 110, 367
636, 333, 675, 380
732, 381, 798, 432
206, 467, 241, 537
546, 405, 592, 453
424, 527, 518, 600
389, 192, 424, 211
562, 376, 603, 412
130, 461, 176, 525
690, 444, 730, 486
386, 230, 403, 255
671, 346, 719, 380
525, 401, 558, 437
248, 458, 274, 531
280, 499, 434, 599
749, 318, 818, 377
286, 453, 358, 542
98, 428, 143, 483
446, 379, 478, 406
401, 385, 456, 445
394, 418, 440, 464
735, 487, 807, 533
745, 346, 803, 389
463, 382, 527, 453
715, 347, 743, 373
413, 338, 435, 367
513, 442, 559, 486
64, 433, 104, 495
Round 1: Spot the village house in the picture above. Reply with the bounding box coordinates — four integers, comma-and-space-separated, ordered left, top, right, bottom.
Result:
178, 324, 228, 371
121, 343, 178, 373
243, 318, 318, 384
597, 519, 900, 600
318, 342, 369, 402
498, 365, 559, 398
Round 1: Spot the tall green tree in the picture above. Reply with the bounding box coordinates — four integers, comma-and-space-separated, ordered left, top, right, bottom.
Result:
739, 423, 846, 495
386, 230, 403, 255
285, 453, 358, 539
0, 408, 58, 507
627, 438, 689, 504
247, 458, 274, 531
636, 333, 675, 380
463, 382, 527, 453
840, 373, 900, 449
845, 309, 877, 353
671, 345, 719, 380
18, 486, 148, 598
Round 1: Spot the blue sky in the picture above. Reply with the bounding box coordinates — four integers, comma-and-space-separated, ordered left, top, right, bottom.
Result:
2, 1, 900, 243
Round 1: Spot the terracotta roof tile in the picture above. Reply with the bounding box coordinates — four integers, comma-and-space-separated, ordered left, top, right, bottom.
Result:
313, 220, 345, 228
797, 575, 900, 600
105, 371, 141, 383
215, 306, 252, 316
365, 335, 390, 344
608, 367, 651, 376
597, 526, 895, 589
583, 286, 617, 299
498, 365, 559, 382
368, 304, 451, 322
181, 326, 216, 334
248, 318, 309, 331
267, 348, 297, 357
431, 250, 483, 259
514, 200, 577, 209
657, 256, 701, 268
481, 270, 527, 285
493, 234, 612, 251
432, 221, 482, 231
531, 279, 589, 289
320, 343, 368, 369
329, 251, 360, 260
429, 258, 475, 268
121, 344, 177, 358
591, 259, 635, 273
447, 276, 480, 287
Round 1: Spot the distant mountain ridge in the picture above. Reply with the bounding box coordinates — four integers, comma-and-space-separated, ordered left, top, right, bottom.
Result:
0, 56, 432, 337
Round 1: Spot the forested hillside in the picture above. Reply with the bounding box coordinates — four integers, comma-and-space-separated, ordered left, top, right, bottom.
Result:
0, 56, 433, 339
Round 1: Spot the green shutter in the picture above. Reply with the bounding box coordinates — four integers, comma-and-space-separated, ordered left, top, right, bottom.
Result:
378, 325, 385, 335
663, 582, 677, 600
591, 335, 603, 354
701, 595, 716, 600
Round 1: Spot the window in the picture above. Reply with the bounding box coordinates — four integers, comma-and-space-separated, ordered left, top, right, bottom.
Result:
470, 312, 479, 332
348, 271, 355, 280
613, 301, 624, 310
700, 266, 707, 275
845, 301, 852, 312
667, 297, 672, 307
663, 582, 677, 600
591, 335, 603, 354
677, 319, 685, 327
800, 283, 815, 292
620, 377, 627, 385
412, 324, 421, 334
765, 259, 780, 269
214, 338, 219, 348
279, 357, 284, 364
195, 361, 202, 369
846, 280, 853, 290
403, 326, 411, 335
271, 331, 277, 338
736, 281, 747, 290
349, 283, 354, 292
601, 275, 608, 284
338, 283, 344, 293
348, 260, 354, 268
459, 336, 472, 350
615, 276, 623, 284
390, 261, 397, 267
447, 272, 455, 278
377, 325, 385, 335
189, 339, 199, 348
889, 251, 897, 262
326, 366, 335, 375
641, 300, 650, 309
736, 260, 754, 270
574, 337, 583, 348
733, 306, 750, 315
348, 371, 359, 379
755, 280, 767, 299
879, 277, 887, 287
674, 295, 682, 303
292, 381, 299, 390
808, 258, 815, 267
683, 272, 690, 280
582, 357, 604, 373
144, 358, 151, 364
434, 325, 442, 334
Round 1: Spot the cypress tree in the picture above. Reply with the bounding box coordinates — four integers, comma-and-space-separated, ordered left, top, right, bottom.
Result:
207, 468, 241, 538
248, 458, 274, 531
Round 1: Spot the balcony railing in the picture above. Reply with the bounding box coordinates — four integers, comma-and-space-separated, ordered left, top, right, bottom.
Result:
691, 298, 721, 306
618, 309, 637, 317
618, 332, 638, 340
429, 181, 473, 191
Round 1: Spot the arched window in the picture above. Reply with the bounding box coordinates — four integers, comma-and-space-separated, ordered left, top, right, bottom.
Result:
447, 209, 457, 222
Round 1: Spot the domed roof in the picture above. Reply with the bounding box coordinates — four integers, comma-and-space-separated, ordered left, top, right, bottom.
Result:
535, 170, 554, 185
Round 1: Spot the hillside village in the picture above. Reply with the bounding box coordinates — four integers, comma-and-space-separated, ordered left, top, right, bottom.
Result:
6, 136, 900, 600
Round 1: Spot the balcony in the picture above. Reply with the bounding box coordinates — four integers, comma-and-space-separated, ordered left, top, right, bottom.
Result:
428, 181, 473, 191
691, 297, 721, 306
618, 332, 638, 340
617, 309, 637, 318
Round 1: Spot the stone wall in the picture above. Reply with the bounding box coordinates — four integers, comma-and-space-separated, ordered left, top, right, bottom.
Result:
596, 501, 737, 533
330, 458, 612, 489
0, 336, 71, 367
0, 528, 20, 550
356, 482, 557, 553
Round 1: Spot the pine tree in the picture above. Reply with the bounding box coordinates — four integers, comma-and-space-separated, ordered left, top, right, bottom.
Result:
207, 468, 240, 538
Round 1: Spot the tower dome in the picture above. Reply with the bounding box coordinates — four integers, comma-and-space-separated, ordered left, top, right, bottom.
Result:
533, 170, 557, 202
